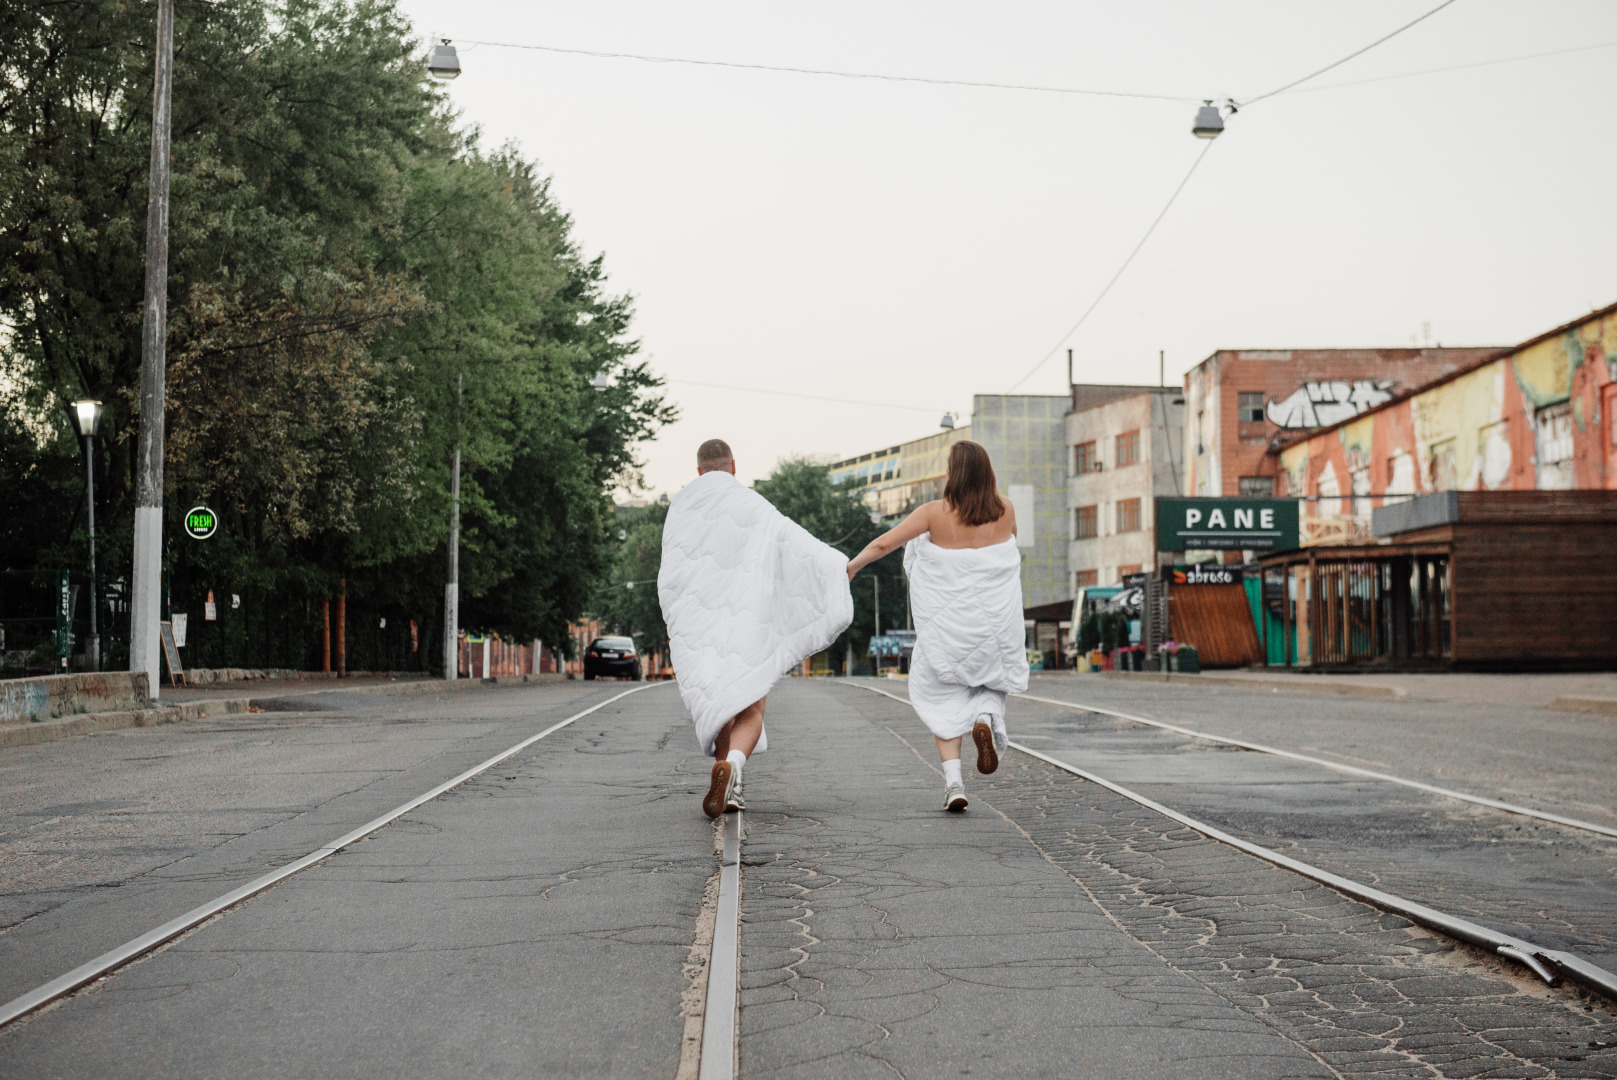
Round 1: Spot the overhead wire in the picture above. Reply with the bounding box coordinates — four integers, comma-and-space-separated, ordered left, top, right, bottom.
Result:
1005, 138, 1216, 394
1239, 0, 1463, 105
1008, 0, 1464, 393
452, 38, 1196, 103
1279, 38, 1617, 95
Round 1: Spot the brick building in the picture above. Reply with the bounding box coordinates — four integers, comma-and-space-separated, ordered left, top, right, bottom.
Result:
1183, 347, 1502, 499
1275, 302, 1617, 524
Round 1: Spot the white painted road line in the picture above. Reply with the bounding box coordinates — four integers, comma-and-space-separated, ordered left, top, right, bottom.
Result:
1013, 692, 1617, 839
845, 681, 1617, 1003
700, 811, 741, 1080
0, 682, 663, 1030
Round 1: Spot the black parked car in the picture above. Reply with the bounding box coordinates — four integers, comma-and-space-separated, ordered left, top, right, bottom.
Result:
583, 636, 641, 680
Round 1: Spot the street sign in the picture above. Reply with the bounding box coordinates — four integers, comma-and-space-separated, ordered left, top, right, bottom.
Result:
1155, 497, 1299, 552
184, 505, 218, 540
1168, 564, 1244, 585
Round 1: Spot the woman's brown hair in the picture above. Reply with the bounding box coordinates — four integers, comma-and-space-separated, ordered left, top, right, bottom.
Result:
943, 440, 1006, 527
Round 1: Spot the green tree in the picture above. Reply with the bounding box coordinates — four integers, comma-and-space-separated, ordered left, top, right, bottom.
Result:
589, 503, 670, 656
0, 0, 674, 670
755, 457, 905, 674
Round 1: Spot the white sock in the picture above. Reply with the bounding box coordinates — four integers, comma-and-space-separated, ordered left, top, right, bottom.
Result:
941, 758, 963, 787
726, 749, 747, 776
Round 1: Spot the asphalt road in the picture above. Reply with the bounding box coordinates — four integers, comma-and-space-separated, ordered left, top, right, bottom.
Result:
996, 675, 1617, 968
1, 677, 1614, 1078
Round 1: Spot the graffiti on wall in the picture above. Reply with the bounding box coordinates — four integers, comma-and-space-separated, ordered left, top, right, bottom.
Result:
1267, 380, 1397, 429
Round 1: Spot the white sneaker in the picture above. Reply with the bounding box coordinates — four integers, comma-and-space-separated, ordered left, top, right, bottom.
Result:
726, 776, 745, 813
943, 781, 968, 812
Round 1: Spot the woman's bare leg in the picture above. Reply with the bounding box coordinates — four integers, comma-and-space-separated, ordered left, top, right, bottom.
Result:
934, 734, 962, 763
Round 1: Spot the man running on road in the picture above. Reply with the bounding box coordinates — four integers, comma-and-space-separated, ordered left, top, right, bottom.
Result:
658, 439, 854, 817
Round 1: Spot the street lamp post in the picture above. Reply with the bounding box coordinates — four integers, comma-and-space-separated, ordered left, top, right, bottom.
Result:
68, 400, 105, 671
129, 0, 175, 699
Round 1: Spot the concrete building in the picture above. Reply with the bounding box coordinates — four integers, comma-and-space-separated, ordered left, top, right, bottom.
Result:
1183, 346, 1502, 499
828, 443, 902, 512
972, 394, 1070, 608
1066, 386, 1186, 588
828, 425, 972, 521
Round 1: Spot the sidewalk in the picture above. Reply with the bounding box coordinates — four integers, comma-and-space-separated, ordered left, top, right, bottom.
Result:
1070, 667, 1617, 712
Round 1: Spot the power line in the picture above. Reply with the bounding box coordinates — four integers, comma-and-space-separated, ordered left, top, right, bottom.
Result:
1239, 0, 1462, 105
1005, 139, 1215, 394
1007, 0, 1465, 394
1281, 38, 1617, 96
667, 378, 954, 416
454, 38, 1196, 103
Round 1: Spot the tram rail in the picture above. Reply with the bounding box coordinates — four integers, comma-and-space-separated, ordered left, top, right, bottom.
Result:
1015, 691, 1617, 839
849, 680, 1617, 1004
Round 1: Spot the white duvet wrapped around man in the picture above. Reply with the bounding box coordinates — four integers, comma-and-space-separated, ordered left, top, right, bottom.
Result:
659, 439, 853, 818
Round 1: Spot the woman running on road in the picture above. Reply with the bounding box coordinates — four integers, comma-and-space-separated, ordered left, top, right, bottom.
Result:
846, 441, 1030, 810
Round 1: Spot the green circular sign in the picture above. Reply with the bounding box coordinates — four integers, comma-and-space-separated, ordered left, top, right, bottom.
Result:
184, 505, 218, 540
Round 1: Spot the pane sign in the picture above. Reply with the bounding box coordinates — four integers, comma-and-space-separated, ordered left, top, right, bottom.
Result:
1155, 497, 1299, 552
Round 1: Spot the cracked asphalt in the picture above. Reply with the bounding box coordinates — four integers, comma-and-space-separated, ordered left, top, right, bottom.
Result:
1, 677, 1613, 1077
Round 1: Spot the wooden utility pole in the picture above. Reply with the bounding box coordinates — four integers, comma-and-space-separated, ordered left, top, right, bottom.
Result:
336, 578, 347, 677
129, 0, 175, 698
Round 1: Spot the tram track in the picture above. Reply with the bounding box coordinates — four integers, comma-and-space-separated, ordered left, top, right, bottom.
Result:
846, 680, 1617, 1004
1015, 691, 1617, 839
0, 682, 662, 1031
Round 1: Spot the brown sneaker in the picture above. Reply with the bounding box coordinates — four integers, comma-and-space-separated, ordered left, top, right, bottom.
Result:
702, 761, 734, 819
971, 722, 999, 775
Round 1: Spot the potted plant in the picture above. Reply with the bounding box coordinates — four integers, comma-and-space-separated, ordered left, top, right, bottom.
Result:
1163, 642, 1200, 674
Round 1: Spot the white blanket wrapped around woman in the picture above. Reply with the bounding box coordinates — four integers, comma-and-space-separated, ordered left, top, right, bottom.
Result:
659, 470, 853, 757
903, 533, 1029, 752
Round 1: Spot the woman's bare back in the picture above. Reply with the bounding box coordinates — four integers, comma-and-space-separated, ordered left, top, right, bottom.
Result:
845, 495, 1018, 579
920, 498, 1016, 550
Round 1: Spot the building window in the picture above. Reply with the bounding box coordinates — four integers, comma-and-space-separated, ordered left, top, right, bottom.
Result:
1075, 505, 1098, 539
1426, 440, 1457, 492
1074, 440, 1099, 474
1238, 476, 1274, 496
1116, 564, 1143, 581
1116, 497, 1141, 533
1075, 569, 1098, 588
1115, 430, 1141, 467
1238, 392, 1266, 423
1196, 410, 1206, 455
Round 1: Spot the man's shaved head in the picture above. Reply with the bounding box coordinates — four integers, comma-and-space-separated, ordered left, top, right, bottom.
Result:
697, 439, 734, 473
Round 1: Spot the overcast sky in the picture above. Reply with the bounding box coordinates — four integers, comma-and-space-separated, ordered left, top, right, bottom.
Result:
394, 0, 1617, 495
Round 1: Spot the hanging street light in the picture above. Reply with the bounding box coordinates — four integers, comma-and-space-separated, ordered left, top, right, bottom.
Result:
1192, 100, 1225, 139
66, 399, 105, 672
591, 371, 611, 391
939, 412, 956, 430
428, 41, 462, 81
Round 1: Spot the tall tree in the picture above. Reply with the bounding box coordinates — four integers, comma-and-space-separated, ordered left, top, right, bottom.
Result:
755, 457, 905, 672
0, 0, 673, 670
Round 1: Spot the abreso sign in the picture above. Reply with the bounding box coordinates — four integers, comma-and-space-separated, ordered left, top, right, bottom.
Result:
1154, 497, 1299, 552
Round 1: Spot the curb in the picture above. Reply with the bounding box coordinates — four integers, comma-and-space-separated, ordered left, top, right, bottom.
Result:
1090, 670, 1402, 698
0, 697, 253, 749
0, 674, 575, 749
1548, 695, 1617, 717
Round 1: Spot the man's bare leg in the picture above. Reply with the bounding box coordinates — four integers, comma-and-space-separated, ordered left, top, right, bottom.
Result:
714, 697, 766, 759
705, 697, 765, 818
